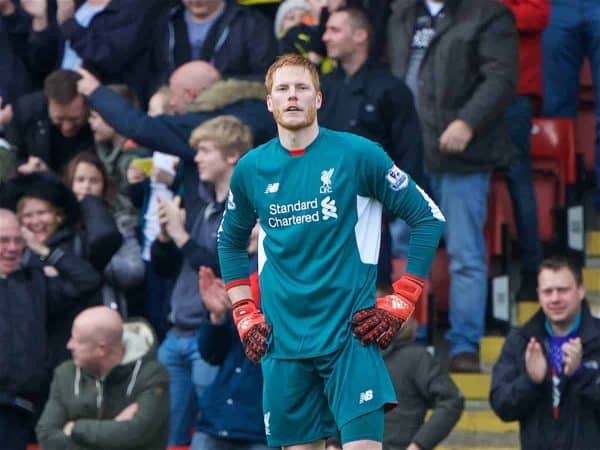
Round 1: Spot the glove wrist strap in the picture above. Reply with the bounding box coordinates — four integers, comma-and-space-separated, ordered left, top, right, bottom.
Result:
391, 274, 425, 305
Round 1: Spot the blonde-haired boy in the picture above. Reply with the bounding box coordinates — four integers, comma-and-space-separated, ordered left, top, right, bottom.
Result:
154, 115, 254, 446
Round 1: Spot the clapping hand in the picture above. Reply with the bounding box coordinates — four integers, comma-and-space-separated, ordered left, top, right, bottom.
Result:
562, 337, 582, 377
525, 337, 547, 384
198, 266, 231, 324
157, 196, 187, 245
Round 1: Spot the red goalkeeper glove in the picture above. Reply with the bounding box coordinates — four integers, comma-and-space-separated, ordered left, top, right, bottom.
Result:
232, 299, 271, 363
352, 274, 424, 349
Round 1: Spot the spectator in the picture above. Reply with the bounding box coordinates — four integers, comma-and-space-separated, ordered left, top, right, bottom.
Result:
321, 6, 422, 182
36, 306, 169, 450
151, 115, 252, 445
542, 0, 600, 212
75, 62, 276, 214
4, 69, 93, 175
501, 0, 549, 301
89, 83, 146, 221
278, 0, 336, 72
21, 0, 165, 104
383, 319, 464, 450
321, 6, 424, 288
0, 208, 101, 450
388, 0, 519, 372
192, 266, 268, 450
159, 0, 277, 81
274, 0, 308, 39
0, 172, 121, 367
65, 151, 145, 316
490, 256, 600, 450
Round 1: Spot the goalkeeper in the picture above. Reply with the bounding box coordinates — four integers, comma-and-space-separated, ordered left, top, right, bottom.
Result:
217, 54, 445, 450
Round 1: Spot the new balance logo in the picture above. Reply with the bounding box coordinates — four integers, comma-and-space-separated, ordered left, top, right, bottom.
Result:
321, 196, 337, 220
359, 389, 373, 404
265, 183, 280, 194
264, 412, 271, 436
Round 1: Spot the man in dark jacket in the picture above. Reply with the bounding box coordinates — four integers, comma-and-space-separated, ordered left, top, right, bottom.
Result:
490, 256, 600, 450
0, 209, 102, 450
321, 6, 424, 289
159, 0, 276, 81
36, 306, 169, 450
5, 69, 93, 174
388, 0, 518, 372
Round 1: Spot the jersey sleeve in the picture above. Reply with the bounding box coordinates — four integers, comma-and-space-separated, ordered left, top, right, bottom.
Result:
358, 141, 445, 278
217, 157, 258, 286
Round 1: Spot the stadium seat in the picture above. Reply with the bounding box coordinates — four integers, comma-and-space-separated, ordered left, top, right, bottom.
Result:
530, 117, 577, 242
485, 118, 578, 254
530, 117, 577, 195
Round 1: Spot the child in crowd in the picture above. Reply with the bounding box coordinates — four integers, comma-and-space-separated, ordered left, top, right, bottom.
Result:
65, 151, 145, 316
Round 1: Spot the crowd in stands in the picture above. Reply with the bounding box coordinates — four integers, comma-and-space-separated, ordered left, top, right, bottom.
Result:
0, 0, 599, 449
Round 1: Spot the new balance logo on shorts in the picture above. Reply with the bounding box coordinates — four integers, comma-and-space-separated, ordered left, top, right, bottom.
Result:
359, 389, 374, 404
264, 412, 271, 436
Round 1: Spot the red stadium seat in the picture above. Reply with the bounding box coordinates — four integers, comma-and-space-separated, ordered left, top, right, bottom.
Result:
485, 118, 578, 254
530, 117, 577, 195
529, 118, 581, 247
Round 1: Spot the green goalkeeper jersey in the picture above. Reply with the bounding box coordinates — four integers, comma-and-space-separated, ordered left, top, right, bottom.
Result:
218, 128, 445, 359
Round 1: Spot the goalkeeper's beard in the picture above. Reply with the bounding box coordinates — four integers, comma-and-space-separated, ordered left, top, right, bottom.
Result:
272, 105, 318, 131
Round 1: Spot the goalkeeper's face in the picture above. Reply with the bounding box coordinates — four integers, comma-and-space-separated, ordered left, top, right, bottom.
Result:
267, 65, 322, 131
